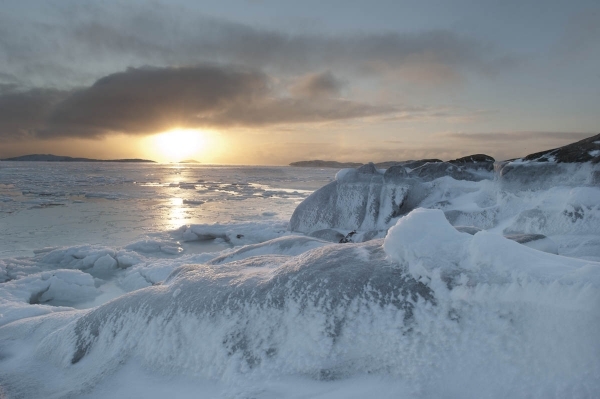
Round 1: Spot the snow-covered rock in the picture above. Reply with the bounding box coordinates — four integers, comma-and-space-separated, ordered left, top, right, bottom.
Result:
290, 165, 415, 233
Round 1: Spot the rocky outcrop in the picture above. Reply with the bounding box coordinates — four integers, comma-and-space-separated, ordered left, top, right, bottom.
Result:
522, 133, 600, 163
498, 133, 600, 187
449, 154, 495, 171
409, 161, 483, 182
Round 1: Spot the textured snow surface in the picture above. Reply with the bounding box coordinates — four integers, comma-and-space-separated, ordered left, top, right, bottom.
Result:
1, 163, 599, 398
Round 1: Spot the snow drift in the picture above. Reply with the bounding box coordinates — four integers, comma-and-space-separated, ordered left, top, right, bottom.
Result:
1, 209, 599, 398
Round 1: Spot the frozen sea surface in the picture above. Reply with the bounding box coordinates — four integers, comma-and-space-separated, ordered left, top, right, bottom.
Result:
0, 162, 334, 258
0, 162, 599, 399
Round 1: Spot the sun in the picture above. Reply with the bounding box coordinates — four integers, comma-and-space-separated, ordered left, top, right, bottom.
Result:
152, 129, 206, 162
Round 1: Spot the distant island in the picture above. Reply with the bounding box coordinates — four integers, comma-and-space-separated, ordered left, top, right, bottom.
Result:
1, 154, 156, 163
290, 160, 406, 168
177, 159, 201, 163
290, 155, 496, 169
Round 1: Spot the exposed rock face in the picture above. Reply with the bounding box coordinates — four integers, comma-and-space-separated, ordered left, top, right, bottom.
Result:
498, 134, 600, 187
409, 162, 481, 182
450, 154, 495, 164
402, 159, 443, 170
449, 154, 495, 171
522, 133, 600, 163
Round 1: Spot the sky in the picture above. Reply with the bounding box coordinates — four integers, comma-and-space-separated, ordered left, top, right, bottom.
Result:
0, 0, 599, 164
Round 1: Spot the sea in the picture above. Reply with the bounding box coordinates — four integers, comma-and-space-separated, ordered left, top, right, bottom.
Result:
0, 162, 334, 258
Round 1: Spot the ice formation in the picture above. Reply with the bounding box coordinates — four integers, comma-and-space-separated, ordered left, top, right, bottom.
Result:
0, 134, 599, 398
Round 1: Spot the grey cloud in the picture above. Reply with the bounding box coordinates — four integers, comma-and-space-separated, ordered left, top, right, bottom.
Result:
0, 65, 399, 139
289, 71, 346, 98
0, 88, 69, 140
0, 1, 514, 88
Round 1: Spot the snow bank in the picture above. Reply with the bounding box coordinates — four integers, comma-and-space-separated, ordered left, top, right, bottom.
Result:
1, 209, 598, 398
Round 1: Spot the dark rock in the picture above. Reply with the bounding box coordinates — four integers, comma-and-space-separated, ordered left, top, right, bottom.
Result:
449, 154, 495, 171
339, 230, 357, 243
504, 233, 548, 244
450, 154, 495, 164
402, 159, 443, 170
521, 133, 600, 164
410, 162, 477, 182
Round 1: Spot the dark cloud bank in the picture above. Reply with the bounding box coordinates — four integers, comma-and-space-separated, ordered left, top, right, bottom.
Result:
1, 65, 402, 139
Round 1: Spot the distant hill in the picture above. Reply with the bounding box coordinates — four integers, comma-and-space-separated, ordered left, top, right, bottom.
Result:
290, 160, 363, 168
178, 159, 201, 163
291, 156, 496, 170
1, 154, 156, 163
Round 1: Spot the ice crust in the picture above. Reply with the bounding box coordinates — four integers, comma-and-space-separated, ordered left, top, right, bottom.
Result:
0, 209, 598, 398
1, 160, 600, 398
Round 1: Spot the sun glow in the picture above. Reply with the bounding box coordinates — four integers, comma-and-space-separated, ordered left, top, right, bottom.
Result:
152, 129, 207, 162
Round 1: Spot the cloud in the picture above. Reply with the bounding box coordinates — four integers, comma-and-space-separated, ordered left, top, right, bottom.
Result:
289, 71, 345, 98
0, 87, 69, 139
0, 65, 405, 139
0, 1, 514, 88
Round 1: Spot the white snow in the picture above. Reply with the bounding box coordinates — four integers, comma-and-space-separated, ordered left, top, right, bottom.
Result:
1, 162, 599, 398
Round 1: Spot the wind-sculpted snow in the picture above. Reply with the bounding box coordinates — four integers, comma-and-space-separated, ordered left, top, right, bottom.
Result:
1, 209, 599, 398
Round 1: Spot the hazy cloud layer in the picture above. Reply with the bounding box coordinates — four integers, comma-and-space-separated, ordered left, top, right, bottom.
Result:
0, 1, 513, 88
1, 65, 407, 139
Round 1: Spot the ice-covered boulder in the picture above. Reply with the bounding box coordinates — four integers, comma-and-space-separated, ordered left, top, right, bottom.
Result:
290, 159, 492, 234
289, 164, 416, 233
